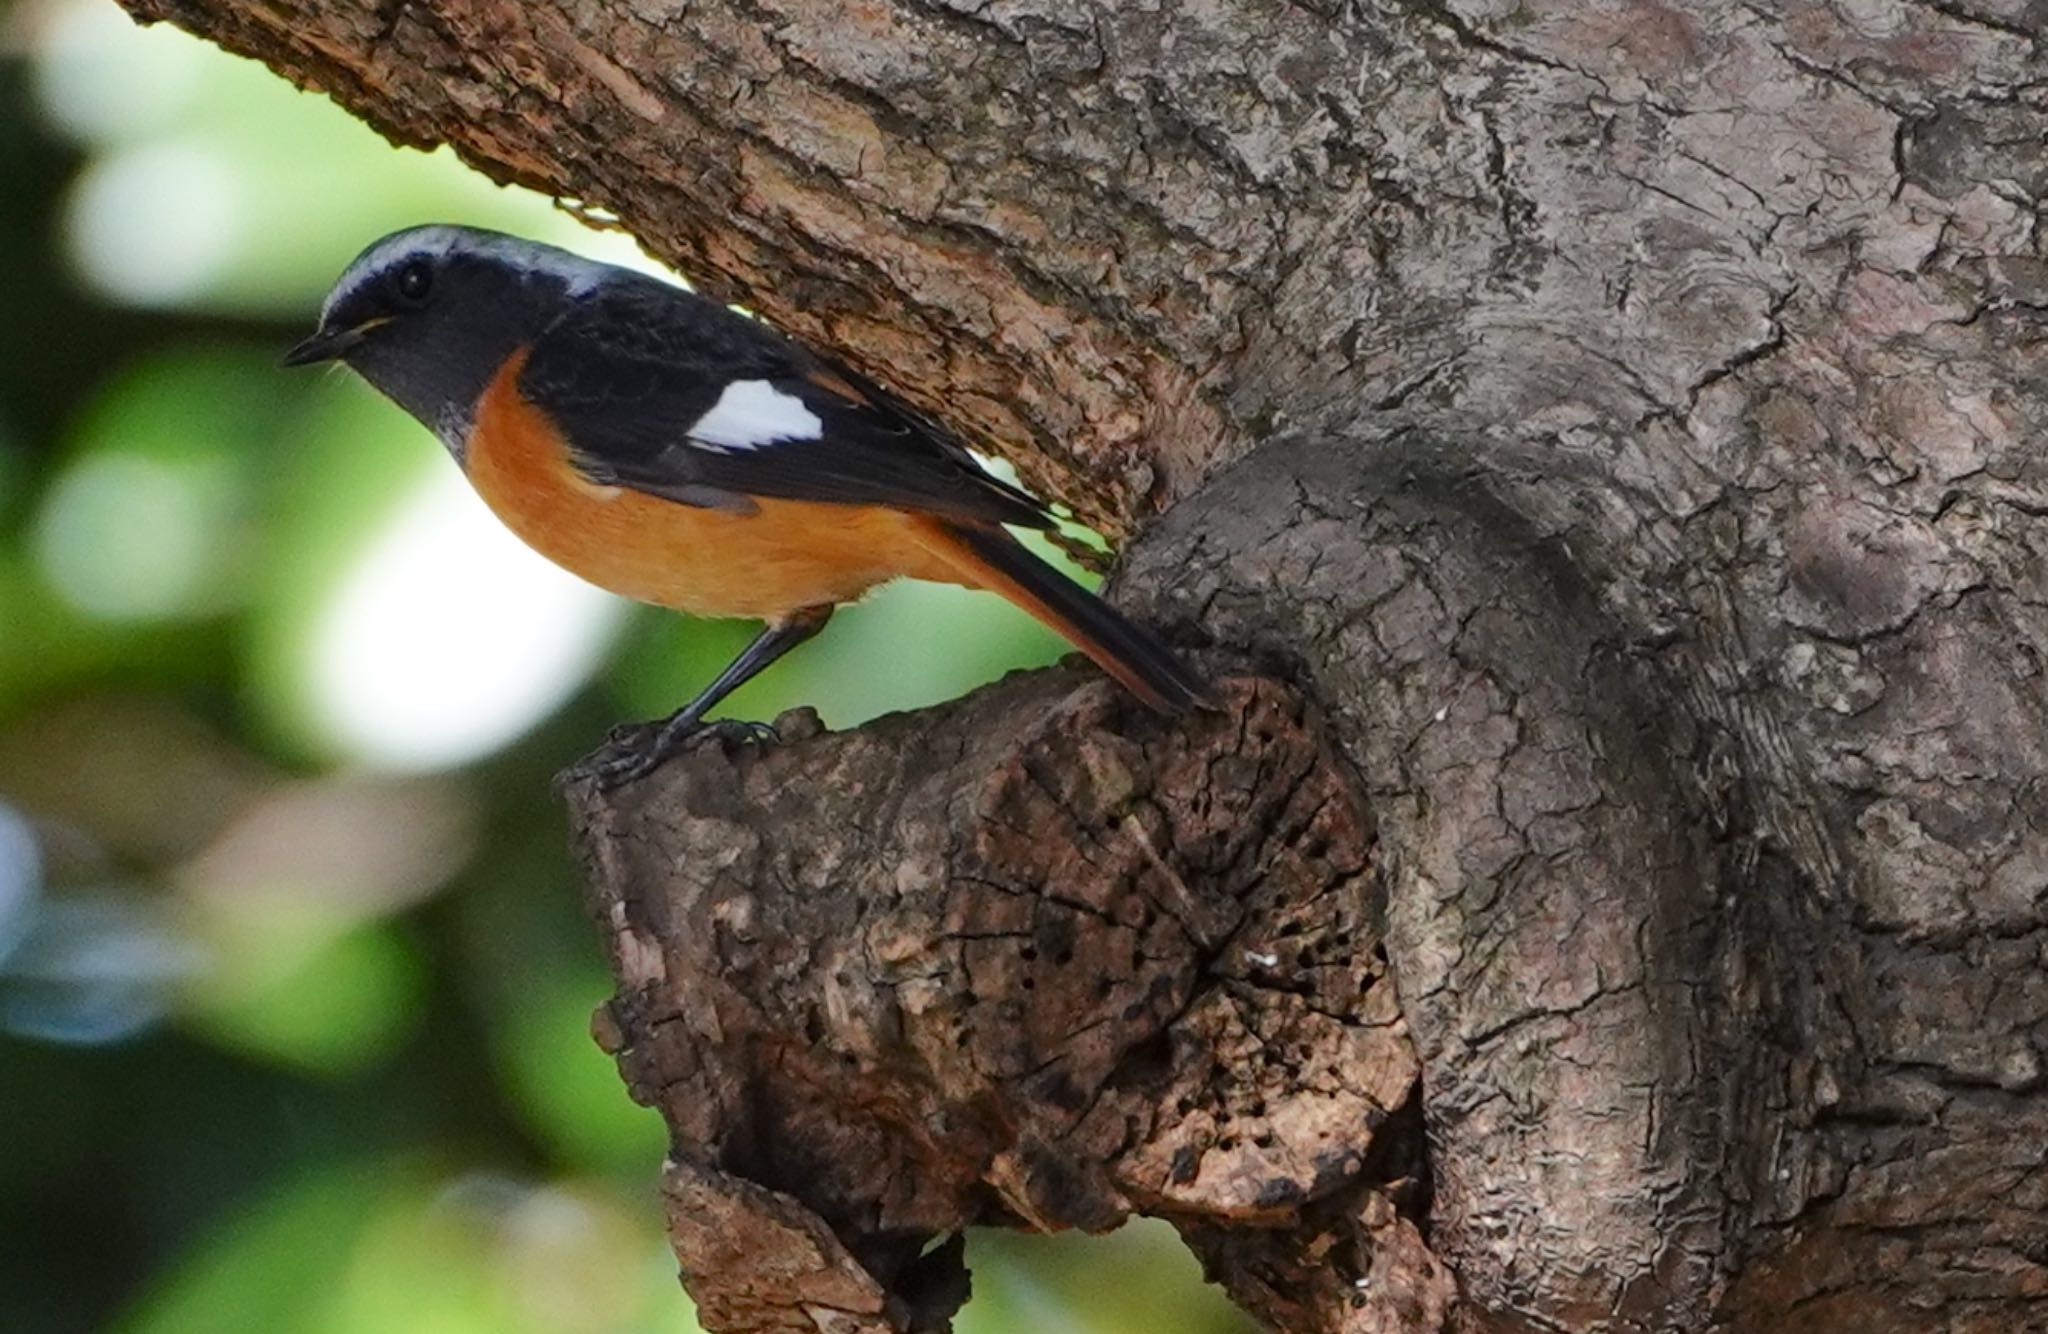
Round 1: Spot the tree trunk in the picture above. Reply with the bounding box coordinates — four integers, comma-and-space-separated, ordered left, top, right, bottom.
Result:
115, 0, 2048, 1328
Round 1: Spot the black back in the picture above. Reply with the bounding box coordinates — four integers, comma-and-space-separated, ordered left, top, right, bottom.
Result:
518, 274, 1052, 528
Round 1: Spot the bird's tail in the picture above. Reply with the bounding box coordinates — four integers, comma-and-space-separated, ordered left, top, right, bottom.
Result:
914, 517, 1213, 714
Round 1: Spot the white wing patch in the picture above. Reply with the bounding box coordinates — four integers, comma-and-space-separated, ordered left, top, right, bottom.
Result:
688, 380, 824, 452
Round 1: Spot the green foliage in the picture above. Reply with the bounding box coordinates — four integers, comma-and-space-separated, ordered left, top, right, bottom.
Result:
113, 1163, 411, 1334
492, 966, 668, 1174
182, 919, 427, 1076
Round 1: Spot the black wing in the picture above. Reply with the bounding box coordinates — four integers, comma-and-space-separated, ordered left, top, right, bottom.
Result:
517, 274, 1051, 528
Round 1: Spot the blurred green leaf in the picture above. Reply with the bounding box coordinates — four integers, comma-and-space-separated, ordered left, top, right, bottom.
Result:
115, 1163, 702, 1334
239, 378, 438, 762
495, 967, 667, 1175
31, 345, 284, 622
43, 0, 661, 317
182, 918, 426, 1076
332, 1180, 697, 1334
963, 1221, 1254, 1334
609, 575, 1075, 732
113, 1161, 409, 1334
0, 425, 22, 523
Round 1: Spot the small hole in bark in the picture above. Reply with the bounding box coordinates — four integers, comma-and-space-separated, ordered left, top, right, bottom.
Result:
1219, 1136, 1239, 1151
1249, 1099, 1267, 1117
1022, 977, 1035, 991
1095, 977, 1114, 998
1254, 1134, 1277, 1149
1297, 949, 1316, 968
1112, 1029, 1175, 1091
961, 989, 978, 1006
1176, 1097, 1195, 1115
803, 1011, 824, 1044
1130, 950, 1144, 970
1054, 947, 1074, 966
1021, 945, 1038, 962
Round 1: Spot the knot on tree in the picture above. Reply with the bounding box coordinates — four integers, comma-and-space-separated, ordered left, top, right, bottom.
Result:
567, 673, 1445, 1333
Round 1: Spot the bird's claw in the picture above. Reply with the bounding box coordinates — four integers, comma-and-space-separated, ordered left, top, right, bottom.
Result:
558, 716, 781, 793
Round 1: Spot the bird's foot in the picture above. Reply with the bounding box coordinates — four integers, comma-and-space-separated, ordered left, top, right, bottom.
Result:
559, 716, 780, 793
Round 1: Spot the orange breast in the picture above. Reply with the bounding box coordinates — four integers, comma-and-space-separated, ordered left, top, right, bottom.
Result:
462, 352, 967, 621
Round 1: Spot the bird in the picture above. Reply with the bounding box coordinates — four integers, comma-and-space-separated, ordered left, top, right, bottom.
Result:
284, 224, 1211, 785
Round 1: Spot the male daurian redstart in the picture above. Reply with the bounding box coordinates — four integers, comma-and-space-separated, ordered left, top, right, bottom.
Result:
286, 225, 1210, 784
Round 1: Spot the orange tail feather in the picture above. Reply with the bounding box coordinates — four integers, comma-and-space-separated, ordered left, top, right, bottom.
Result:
911, 517, 1212, 713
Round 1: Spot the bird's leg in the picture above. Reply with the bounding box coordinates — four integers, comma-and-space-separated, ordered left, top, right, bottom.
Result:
579, 604, 834, 789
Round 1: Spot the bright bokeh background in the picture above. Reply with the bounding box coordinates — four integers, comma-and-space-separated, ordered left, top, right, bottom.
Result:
0, 4, 1252, 1331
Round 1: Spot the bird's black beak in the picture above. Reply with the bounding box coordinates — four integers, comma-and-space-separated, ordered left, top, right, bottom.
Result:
281, 325, 365, 368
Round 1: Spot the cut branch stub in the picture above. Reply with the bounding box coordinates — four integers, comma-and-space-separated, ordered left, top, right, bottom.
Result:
566, 672, 1439, 1333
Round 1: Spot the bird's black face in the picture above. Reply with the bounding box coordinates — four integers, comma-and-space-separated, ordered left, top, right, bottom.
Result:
285, 225, 599, 455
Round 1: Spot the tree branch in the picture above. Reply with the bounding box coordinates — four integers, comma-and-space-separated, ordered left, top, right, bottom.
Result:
568, 674, 1442, 1333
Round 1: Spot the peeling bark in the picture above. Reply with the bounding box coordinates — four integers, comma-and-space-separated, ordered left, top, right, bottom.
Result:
118, 0, 2048, 1327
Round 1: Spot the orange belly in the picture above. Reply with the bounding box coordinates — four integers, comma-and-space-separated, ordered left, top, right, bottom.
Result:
462, 354, 968, 620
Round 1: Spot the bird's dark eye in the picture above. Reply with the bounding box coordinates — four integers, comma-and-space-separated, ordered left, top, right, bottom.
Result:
395, 260, 433, 304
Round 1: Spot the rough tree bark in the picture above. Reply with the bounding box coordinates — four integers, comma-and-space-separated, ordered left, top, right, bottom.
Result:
113, 0, 2048, 1329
